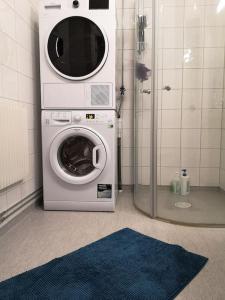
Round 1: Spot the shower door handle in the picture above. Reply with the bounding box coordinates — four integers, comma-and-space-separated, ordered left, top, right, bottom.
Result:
142, 89, 151, 94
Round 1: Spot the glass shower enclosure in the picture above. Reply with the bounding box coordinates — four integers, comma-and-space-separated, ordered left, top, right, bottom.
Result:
134, 0, 225, 226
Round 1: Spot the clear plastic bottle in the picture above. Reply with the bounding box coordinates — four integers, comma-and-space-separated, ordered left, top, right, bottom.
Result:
171, 172, 181, 194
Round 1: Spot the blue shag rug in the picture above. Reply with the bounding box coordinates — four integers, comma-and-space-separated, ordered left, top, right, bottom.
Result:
0, 228, 208, 300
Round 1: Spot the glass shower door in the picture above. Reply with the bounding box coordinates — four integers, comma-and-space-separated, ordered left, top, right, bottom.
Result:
134, 0, 154, 216
155, 1, 225, 226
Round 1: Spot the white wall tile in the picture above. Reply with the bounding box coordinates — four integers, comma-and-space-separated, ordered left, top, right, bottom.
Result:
14, 0, 32, 25
205, 5, 225, 27
160, 6, 184, 27
202, 109, 222, 129
162, 110, 181, 128
122, 128, 133, 148
183, 69, 203, 89
124, 0, 136, 9
202, 89, 223, 109
184, 27, 204, 48
161, 28, 184, 48
163, 49, 183, 69
182, 109, 201, 128
122, 148, 133, 167
161, 148, 181, 167
204, 27, 225, 48
18, 74, 34, 103
221, 130, 225, 149
141, 148, 151, 166
0, 1, 41, 212
161, 167, 180, 186
0, 32, 17, 70
0, 0, 16, 38
141, 167, 151, 185
204, 48, 224, 69
163, 70, 183, 89
220, 169, 225, 190
142, 110, 151, 129
183, 48, 203, 69
187, 168, 200, 186
184, 6, 204, 27
162, 90, 182, 110
122, 166, 133, 185
181, 149, 200, 168
201, 149, 221, 168
1, 66, 18, 100
200, 168, 220, 187
161, 129, 181, 147
6, 185, 22, 209
203, 69, 224, 89
181, 129, 201, 148
220, 150, 225, 170
159, 0, 184, 7
182, 89, 202, 109
201, 129, 221, 149
121, 109, 133, 129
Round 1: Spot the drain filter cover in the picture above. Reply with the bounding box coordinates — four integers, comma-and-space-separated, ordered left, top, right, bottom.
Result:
175, 202, 192, 209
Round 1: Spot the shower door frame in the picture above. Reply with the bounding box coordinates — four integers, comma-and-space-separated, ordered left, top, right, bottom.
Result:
151, 0, 157, 218
133, 0, 157, 218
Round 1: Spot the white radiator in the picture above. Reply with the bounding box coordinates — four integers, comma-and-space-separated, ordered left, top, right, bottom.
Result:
0, 102, 29, 190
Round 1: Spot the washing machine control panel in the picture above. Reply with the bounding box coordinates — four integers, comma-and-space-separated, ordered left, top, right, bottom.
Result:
43, 111, 115, 127
72, 112, 114, 125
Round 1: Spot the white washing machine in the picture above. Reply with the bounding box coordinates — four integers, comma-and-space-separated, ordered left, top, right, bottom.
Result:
42, 110, 117, 211
39, 0, 116, 110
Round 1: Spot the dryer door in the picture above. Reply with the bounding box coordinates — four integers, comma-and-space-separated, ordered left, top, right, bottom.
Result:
50, 128, 107, 185
47, 16, 108, 80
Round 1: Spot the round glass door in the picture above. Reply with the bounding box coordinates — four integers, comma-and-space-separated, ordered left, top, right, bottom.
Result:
58, 136, 95, 177
47, 16, 108, 80
50, 128, 107, 185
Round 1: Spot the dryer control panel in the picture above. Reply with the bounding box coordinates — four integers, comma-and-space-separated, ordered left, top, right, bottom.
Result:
41, 0, 114, 13
89, 0, 109, 9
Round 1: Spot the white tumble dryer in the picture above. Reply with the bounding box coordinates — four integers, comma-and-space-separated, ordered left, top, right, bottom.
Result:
41, 110, 117, 211
39, 0, 116, 110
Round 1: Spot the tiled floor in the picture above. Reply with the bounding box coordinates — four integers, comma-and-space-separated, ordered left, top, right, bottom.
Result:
0, 190, 225, 299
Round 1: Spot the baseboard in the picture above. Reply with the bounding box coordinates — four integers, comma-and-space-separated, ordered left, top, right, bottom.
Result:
120, 185, 134, 191
0, 188, 43, 230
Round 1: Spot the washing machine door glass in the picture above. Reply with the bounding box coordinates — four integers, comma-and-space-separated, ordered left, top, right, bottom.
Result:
58, 136, 95, 177
50, 128, 107, 185
47, 16, 108, 80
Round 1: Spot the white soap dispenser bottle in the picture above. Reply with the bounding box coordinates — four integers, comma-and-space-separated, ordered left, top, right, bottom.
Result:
180, 169, 190, 196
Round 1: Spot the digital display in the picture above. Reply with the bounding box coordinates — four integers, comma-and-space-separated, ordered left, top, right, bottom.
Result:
86, 114, 95, 120
89, 0, 109, 9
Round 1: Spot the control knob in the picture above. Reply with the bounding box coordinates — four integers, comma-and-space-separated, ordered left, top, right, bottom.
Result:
73, 0, 79, 8
74, 115, 81, 122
